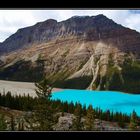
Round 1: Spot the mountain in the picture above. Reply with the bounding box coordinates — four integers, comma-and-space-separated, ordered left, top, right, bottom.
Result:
0, 14, 140, 93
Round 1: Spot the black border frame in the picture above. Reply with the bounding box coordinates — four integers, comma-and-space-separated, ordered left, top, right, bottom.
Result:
0, 0, 140, 8
0, 0, 140, 139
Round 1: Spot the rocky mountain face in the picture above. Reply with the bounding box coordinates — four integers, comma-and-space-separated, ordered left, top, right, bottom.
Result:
1, 14, 140, 93
1, 14, 140, 55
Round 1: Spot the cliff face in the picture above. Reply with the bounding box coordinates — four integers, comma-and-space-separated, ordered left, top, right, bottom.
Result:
0, 14, 140, 93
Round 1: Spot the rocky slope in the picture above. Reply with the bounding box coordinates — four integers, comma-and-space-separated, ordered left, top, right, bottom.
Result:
0, 107, 129, 131
0, 14, 140, 93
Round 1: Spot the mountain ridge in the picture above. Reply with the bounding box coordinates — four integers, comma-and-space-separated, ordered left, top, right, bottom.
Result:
0, 14, 135, 55
0, 14, 140, 93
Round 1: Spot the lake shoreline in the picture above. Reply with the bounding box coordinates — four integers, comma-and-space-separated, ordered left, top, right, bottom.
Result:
0, 80, 138, 96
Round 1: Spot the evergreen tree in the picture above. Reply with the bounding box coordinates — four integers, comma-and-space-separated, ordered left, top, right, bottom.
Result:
68, 102, 75, 114
106, 110, 110, 121
129, 110, 138, 131
35, 78, 52, 99
82, 104, 87, 116
85, 105, 95, 130
63, 101, 69, 112
118, 113, 125, 128
32, 78, 55, 131
72, 103, 83, 131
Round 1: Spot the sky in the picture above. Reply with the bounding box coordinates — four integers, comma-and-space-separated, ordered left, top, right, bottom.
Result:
0, 10, 140, 42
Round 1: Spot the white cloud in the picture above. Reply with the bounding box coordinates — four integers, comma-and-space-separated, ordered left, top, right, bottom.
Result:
0, 10, 140, 42
0, 10, 36, 42
124, 14, 140, 31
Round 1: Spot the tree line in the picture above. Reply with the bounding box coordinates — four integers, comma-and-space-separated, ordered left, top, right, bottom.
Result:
0, 78, 139, 131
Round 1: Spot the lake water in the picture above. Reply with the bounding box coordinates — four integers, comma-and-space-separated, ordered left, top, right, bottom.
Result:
51, 89, 140, 116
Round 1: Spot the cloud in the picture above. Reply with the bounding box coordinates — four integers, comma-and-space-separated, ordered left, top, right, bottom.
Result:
0, 10, 140, 42
123, 13, 140, 31
0, 10, 36, 42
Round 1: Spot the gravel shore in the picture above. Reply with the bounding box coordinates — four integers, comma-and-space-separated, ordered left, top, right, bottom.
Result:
0, 80, 62, 97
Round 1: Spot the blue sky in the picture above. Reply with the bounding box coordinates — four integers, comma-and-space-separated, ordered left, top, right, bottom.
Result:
0, 10, 140, 42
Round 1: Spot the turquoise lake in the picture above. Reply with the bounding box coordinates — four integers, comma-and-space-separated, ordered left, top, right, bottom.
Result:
51, 89, 140, 116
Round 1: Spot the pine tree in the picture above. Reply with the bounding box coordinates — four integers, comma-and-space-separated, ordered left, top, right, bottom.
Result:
129, 110, 138, 131
68, 102, 74, 114
118, 113, 125, 128
106, 110, 110, 121
82, 104, 87, 116
35, 78, 52, 100
63, 101, 69, 112
72, 103, 83, 131
32, 78, 55, 131
85, 105, 95, 131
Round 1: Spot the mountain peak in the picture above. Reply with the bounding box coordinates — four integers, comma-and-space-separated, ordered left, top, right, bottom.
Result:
0, 14, 138, 55
94, 14, 106, 18
70, 15, 90, 19
37, 18, 57, 25
69, 14, 107, 19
